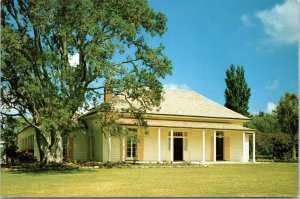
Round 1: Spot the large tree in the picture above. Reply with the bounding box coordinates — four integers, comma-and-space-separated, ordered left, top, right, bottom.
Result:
1, 0, 172, 164
245, 112, 281, 133
224, 64, 251, 116
276, 92, 298, 160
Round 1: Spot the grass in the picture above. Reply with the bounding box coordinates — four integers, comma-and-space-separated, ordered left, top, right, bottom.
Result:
0, 163, 298, 197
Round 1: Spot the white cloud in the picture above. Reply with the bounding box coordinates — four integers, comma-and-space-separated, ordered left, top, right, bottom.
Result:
255, 0, 298, 45
68, 53, 79, 67
250, 111, 259, 115
163, 83, 190, 90
241, 14, 254, 27
267, 79, 280, 90
265, 102, 277, 113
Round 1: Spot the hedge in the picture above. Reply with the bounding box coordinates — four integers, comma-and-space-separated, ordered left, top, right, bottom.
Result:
253, 132, 298, 161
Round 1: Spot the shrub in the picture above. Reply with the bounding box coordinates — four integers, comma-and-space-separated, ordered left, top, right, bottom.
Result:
17, 149, 36, 164
255, 132, 297, 161
1, 145, 20, 165
256, 154, 273, 159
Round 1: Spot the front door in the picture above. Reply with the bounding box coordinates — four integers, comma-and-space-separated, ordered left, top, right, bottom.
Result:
173, 138, 183, 161
216, 137, 224, 160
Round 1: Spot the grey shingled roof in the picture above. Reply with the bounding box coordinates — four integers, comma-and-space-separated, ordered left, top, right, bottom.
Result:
112, 89, 249, 120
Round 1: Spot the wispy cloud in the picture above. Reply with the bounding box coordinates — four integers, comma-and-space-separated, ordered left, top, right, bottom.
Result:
255, 0, 298, 45
164, 83, 190, 90
241, 14, 254, 27
265, 102, 277, 113
267, 79, 280, 90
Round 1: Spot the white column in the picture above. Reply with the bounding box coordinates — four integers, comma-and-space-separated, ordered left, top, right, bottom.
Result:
122, 137, 125, 161
253, 133, 256, 162
213, 131, 216, 163
242, 132, 245, 162
202, 130, 205, 162
158, 128, 161, 162
170, 129, 173, 162
108, 134, 112, 162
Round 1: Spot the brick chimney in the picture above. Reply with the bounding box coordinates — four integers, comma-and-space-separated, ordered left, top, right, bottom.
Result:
104, 84, 113, 102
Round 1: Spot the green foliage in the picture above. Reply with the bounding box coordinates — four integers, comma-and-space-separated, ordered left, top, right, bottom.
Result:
1, 0, 172, 163
246, 108, 297, 161
245, 112, 281, 133
255, 154, 273, 160
1, 116, 27, 149
255, 132, 296, 161
224, 64, 251, 116
275, 92, 298, 160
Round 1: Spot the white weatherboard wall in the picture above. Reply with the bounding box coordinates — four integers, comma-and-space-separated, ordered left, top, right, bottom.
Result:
86, 120, 102, 161
143, 128, 158, 161
228, 131, 243, 162
146, 128, 215, 162
74, 119, 249, 163
160, 128, 169, 161
93, 130, 102, 161
102, 133, 121, 162
102, 133, 108, 162
111, 137, 121, 161
188, 130, 201, 161
183, 131, 189, 161
142, 128, 250, 162
17, 127, 40, 160
205, 130, 213, 161
244, 134, 249, 162
72, 131, 88, 161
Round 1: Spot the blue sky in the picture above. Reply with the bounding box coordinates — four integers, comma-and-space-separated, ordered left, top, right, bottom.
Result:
148, 0, 298, 114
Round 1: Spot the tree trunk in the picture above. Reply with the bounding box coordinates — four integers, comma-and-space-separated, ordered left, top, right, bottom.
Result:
35, 128, 63, 164
292, 142, 297, 161
290, 134, 297, 161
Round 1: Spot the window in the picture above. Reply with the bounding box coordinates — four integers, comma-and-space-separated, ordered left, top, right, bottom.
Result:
168, 132, 184, 137
168, 131, 188, 151
126, 128, 137, 159
174, 132, 183, 136
126, 138, 137, 159
183, 138, 188, 151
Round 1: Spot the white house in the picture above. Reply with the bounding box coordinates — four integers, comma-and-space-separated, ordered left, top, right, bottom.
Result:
18, 89, 256, 163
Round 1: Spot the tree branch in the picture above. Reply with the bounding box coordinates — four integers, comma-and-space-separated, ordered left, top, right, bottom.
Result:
112, 58, 141, 67
85, 86, 105, 91
1, 108, 37, 129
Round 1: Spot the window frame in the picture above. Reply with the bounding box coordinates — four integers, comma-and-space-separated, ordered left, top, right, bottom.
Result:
126, 128, 138, 160
168, 131, 188, 151
126, 138, 137, 159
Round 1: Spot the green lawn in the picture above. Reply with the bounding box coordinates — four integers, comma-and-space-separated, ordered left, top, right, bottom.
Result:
0, 163, 298, 197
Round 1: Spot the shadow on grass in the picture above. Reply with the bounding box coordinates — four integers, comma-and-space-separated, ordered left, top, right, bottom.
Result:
4, 168, 98, 175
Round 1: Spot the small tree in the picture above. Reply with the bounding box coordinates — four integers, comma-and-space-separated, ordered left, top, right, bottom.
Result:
276, 92, 298, 160
224, 64, 251, 116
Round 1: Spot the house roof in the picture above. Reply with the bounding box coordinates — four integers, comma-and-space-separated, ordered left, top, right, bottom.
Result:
111, 89, 249, 120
